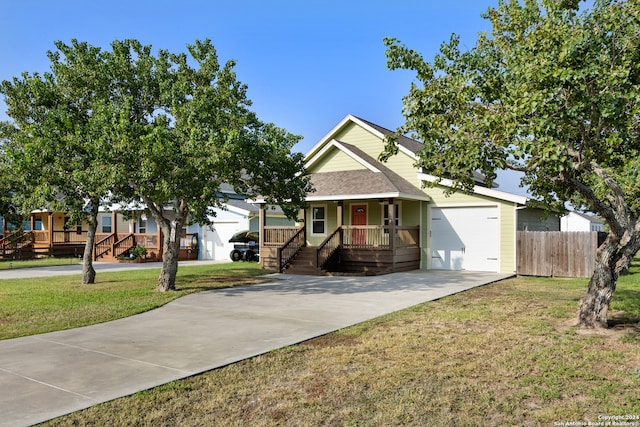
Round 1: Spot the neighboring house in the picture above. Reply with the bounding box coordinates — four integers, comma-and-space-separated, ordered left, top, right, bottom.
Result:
195, 198, 294, 261
0, 186, 293, 262
560, 211, 605, 232
260, 114, 553, 275
517, 207, 560, 231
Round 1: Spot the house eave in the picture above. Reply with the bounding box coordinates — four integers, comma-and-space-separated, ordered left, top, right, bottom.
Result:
418, 172, 528, 205
306, 192, 430, 202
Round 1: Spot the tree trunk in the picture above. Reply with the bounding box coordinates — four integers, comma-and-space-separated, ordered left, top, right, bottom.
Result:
577, 263, 616, 328
82, 207, 98, 284
156, 221, 181, 292
577, 238, 618, 328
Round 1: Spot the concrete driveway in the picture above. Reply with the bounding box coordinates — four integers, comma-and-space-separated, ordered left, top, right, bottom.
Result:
0, 269, 512, 426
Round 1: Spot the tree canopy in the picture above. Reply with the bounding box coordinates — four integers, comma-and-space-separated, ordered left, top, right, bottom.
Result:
1, 40, 119, 283
383, 0, 640, 328
1, 38, 311, 290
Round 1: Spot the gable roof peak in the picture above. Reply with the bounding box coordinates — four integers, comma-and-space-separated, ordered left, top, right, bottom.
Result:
305, 114, 422, 161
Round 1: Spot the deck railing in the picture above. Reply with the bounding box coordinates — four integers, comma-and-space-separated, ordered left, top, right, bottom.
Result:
52, 230, 88, 244
278, 226, 306, 272
32, 231, 49, 244
396, 226, 420, 248
113, 234, 135, 258
263, 225, 420, 253
179, 233, 198, 249
342, 225, 420, 249
95, 233, 116, 260
317, 227, 342, 269
0, 231, 33, 251
264, 226, 300, 246
342, 226, 390, 248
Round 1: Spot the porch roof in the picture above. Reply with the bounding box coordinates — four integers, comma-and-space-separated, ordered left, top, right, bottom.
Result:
306, 140, 429, 202
307, 169, 430, 202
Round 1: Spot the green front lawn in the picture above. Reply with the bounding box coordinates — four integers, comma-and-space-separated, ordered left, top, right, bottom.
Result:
0, 262, 265, 340
38, 262, 640, 426
0, 257, 81, 270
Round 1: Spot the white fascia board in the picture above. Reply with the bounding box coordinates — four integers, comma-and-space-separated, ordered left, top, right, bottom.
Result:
348, 115, 386, 139
418, 172, 528, 205
305, 114, 358, 160
305, 139, 380, 172
306, 192, 430, 202
397, 144, 418, 160
305, 114, 391, 160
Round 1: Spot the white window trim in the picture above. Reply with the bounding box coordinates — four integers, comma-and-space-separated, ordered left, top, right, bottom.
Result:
382, 201, 402, 227
101, 215, 112, 233
310, 204, 327, 236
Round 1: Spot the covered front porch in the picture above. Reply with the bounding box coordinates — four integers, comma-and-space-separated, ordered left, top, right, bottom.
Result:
0, 211, 199, 261
259, 198, 423, 275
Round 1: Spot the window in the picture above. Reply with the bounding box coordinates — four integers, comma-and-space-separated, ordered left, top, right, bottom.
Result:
383, 203, 401, 227
138, 216, 147, 234
101, 216, 112, 233
311, 206, 326, 236
21, 216, 43, 231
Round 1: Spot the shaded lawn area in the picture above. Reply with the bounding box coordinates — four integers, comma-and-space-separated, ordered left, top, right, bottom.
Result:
0, 262, 265, 340
0, 257, 81, 270
42, 264, 640, 426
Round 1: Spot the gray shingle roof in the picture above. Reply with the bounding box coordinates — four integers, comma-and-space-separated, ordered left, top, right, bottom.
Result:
354, 116, 423, 154
354, 115, 494, 188
308, 141, 427, 200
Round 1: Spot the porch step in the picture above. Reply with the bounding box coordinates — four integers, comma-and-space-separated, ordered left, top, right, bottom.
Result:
283, 246, 324, 275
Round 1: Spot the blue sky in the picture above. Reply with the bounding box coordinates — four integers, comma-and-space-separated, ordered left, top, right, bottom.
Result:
3, 1, 542, 194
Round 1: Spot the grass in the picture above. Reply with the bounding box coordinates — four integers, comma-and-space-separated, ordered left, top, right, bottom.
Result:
39, 264, 640, 426
0, 257, 81, 270
0, 262, 265, 340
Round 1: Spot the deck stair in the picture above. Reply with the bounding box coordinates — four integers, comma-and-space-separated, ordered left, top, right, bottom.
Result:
0, 231, 34, 259
94, 233, 137, 262
283, 246, 324, 275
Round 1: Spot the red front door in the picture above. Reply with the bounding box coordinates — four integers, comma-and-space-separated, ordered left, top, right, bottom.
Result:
351, 204, 367, 245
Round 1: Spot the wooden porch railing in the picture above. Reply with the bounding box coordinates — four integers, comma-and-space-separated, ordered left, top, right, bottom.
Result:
135, 233, 160, 251
52, 230, 88, 244
396, 226, 420, 248
180, 233, 199, 250
95, 233, 116, 260
32, 231, 49, 244
317, 227, 342, 270
264, 226, 300, 246
278, 226, 306, 272
342, 225, 420, 249
113, 234, 135, 258
0, 230, 34, 253
342, 226, 390, 248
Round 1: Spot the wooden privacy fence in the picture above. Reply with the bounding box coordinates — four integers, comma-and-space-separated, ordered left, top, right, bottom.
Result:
517, 231, 606, 278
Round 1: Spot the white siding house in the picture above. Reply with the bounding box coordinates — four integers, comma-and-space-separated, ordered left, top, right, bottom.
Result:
560, 212, 605, 232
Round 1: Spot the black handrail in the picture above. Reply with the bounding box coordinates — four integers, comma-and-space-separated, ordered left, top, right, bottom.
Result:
279, 226, 305, 272
316, 227, 342, 270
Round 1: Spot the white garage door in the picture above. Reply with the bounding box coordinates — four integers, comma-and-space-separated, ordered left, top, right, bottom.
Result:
430, 206, 499, 272
202, 221, 243, 261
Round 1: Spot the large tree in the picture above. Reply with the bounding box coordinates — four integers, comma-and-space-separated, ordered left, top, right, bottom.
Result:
1, 40, 116, 283
382, 0, 640, 328
1, 39, 311, 290
91, 39, 311, 291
